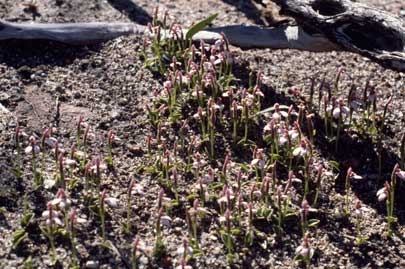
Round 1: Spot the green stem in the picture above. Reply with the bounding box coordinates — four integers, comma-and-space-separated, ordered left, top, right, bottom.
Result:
126, 195, 132, 233
335, 115, 342, 153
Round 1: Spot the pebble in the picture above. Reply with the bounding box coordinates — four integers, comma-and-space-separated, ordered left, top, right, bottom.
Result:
333, 207, 345, 220
118, 98, 128, 106
127, 144, 144, 156
0, 92, 11, 103
110, 110, 120, 120
212, 246, 222, 255
73, 91, 82, 99
172, 217, 184, 226
85, 260, 99, 268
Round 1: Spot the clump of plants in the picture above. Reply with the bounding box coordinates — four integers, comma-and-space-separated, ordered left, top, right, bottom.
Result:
8, 7, 405, 269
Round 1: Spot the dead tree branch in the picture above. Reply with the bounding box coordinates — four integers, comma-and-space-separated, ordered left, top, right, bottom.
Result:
271, 0, 405, 71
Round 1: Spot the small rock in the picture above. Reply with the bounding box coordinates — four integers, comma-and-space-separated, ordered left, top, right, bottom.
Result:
333, 206, 345, 220
55, 85, 65, 94
110, 110, 120, 120
73, 91, 82, 99
172, 217, 184, 226
0, 92, 11, 103
17, 66, 32, 80
118, 98, 128, 106
212, 246, 222, 255
127, 145, 144, 156
85, 260, 99, 268
80, 60, 90, 71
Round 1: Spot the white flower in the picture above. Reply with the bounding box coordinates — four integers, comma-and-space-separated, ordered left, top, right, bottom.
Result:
192, 158, 206, 169
293, 146, 307, 157
376, 187, 388, 202
396, 169, 405, 180
42, 210, 63, 226
203, 62, 214, 72
25, 145, 40, 154
51, 197, 72, 210
177, 245, 193, 257
332, 105, 349, 119
288, 129, 299, 141
278, 135, 288, 146
76, 216, 87, 224
295, 244, 309, 257
354, 201, 369, 218
163, 80, 172, 89
251, 158, 265, 170
90, 162, 107, 174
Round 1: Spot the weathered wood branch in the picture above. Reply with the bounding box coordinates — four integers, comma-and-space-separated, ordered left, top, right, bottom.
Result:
0, 20, 337, 51
0, 20, 146, 45
272, 0, 405, 72
0, 0, 404, 73
199, 25, 340, 51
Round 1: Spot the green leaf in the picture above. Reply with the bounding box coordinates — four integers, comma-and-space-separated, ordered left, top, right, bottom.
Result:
0, 207, 6, 214
231, 228, 241, 235
285, 212, 297, 218
12, 229, 27, 248
187, 193, 199, 200
238, 163, 249, 172
21, 213, 33, 227
387, 216, 398, 223
308, 219, 320, 227
24, 256, 33, 269
328, 160, 340, 171
186, 13, 218, 40
145, 166, 158, 174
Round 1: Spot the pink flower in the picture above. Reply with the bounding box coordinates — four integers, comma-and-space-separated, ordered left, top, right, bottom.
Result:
300, 199, 317, 216
354, 199, 369, 218
69, 209, 87, 226
101, 189, 119, 208
163, 80, 172, 90
332, 99, 350, 119
25, 136, 40, 154
271, 103, 288, 121
396, 168, 405, 181
376, 182, 390, 202
193, 107, 206, 121
42, 202, 63, 227
51, 188, 72, 210
296, 234, 312, 258
293, 139, 309, 157
347, 167, 363, 180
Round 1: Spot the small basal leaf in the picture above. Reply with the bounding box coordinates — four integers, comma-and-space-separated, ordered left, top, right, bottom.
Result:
21, 213, 33, 227
186, 13, 218, 40
231, 228, 241, 235
308, 219, 320, 227
12, 229, 27, 248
